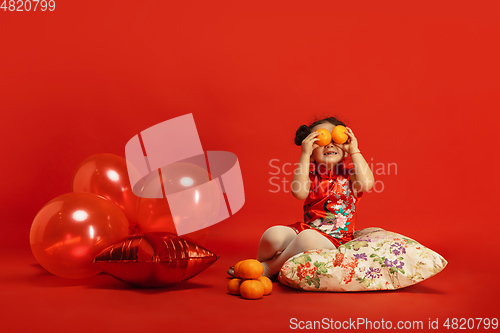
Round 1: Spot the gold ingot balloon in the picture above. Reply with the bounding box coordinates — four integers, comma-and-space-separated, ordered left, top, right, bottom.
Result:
92, 232, 218, 287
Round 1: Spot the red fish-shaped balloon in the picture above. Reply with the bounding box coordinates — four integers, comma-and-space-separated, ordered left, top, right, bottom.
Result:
92, 232, 218, 287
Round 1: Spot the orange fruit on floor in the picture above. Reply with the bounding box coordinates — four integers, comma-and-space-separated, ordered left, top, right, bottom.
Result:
257, 276, 273, 295
240, 279, 265, 300
315, 128, 332, 146
331, 125, 348, 144
234, 260, 243, 278
227, 278, 243, 295
238, 259, 264, 280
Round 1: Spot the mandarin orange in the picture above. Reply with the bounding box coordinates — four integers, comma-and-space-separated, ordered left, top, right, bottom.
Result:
331, 125, 348, 144
234, 261, 243, 278
315, 129, 332, 146
238, 259, 264, 280
257, 276, 273, 295
227, 278, 243, 295
240, 279, 265, 300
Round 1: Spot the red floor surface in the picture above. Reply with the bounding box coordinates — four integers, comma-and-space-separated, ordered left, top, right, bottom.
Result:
1, 1, 499, 332
1, 216, 498, 333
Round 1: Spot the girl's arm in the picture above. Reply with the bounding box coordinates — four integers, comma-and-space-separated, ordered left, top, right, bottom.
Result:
291, 132, 319, 200
349, 152, 374, 195
335, 127, 374, 195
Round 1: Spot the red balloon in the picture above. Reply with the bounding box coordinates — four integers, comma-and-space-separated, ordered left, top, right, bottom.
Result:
72, 153, 139, 229
92, 232, 219, 287
136, 197, 177, 233
30, 192, 130, 279
136, 198, 209, 246
136, 161, 220, 236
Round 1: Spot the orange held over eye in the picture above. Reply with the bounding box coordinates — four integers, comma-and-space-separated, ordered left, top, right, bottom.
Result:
257, 276, 273, 295
227, 278, 244, 295
240, 279, 265, 300
315, 129, 332, 146
331, 125, 348, 144
238, 259, 264, 279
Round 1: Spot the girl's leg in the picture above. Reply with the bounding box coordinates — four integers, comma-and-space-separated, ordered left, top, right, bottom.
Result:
256, 226, 297, 262
228, 226, 296, 278
261, 229, 336, 277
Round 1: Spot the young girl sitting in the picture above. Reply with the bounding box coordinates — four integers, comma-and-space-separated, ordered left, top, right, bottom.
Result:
228, 116, 374, 278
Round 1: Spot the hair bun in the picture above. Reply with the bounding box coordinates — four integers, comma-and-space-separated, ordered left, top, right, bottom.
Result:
294, 124, 310, 146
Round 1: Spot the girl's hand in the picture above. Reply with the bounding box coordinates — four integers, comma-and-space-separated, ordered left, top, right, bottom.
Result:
334, 127, 360, 155
301, 131, 320, 157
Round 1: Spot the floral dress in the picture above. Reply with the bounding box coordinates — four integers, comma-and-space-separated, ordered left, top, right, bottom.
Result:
287, 161, 363, 247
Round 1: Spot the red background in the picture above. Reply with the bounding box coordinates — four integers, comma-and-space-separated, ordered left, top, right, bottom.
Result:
1, 1, 499, 332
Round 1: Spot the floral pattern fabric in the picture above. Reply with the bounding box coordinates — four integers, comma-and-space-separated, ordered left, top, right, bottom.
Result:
278, 227, 447, 292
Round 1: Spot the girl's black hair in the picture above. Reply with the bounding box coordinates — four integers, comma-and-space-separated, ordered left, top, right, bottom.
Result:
294, 117, 346, 146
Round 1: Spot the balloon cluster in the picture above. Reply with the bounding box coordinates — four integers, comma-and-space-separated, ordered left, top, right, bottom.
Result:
30, 153, 217, 283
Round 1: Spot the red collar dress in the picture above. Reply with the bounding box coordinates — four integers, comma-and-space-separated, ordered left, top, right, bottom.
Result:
287, 161, 364, 247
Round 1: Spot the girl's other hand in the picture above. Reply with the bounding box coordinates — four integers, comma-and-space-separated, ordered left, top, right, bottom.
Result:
301, 131, 319, 157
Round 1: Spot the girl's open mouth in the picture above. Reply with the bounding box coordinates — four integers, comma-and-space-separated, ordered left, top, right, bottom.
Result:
324, 151, 337, 156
